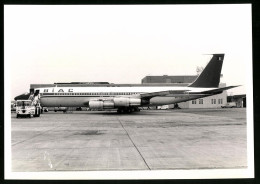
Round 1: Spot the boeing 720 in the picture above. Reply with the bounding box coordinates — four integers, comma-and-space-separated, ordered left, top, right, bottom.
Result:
32, 54, 238, 113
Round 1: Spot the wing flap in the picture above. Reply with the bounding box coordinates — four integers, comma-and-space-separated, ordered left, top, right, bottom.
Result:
140, 90, 189, 99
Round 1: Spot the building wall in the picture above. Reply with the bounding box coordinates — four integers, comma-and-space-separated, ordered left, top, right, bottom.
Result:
178, 83, 227, 109
176, 91, 227, 109
190, 91, 227, 108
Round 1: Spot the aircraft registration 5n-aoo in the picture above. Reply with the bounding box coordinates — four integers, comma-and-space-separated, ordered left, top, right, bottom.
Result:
32, 54, 239, 113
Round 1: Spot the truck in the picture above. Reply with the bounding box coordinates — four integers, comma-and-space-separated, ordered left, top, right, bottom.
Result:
221, 102, 236, 108
16, 100, 41, 118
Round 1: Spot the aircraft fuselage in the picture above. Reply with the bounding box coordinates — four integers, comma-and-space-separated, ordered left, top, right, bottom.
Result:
37, 86, 215, 107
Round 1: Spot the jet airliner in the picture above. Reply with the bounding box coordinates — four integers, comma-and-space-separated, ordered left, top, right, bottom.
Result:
32, 54, 238, 113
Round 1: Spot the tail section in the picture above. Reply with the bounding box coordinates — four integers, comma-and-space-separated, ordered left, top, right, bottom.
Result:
188, 54, 224, 88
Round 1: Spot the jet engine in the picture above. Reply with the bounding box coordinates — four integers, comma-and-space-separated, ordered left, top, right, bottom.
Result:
113, 97, 141, 107
88, 97, 142, 110
89, 100, 114, 110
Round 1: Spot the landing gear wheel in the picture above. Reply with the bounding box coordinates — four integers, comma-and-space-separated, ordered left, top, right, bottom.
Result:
117, 108, 124, 114
134, 107, 140, 112
122, 108, 131, 113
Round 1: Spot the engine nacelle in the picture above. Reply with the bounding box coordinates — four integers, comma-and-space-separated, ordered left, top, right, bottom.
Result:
89, 100, 114, 109
88, 98, 142, 109
113, 98, 141, 107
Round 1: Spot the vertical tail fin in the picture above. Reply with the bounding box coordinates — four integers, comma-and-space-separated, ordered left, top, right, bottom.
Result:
188, 54, 224, 88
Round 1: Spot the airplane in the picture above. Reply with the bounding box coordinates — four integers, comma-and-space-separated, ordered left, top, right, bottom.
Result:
31, 54, 238, 113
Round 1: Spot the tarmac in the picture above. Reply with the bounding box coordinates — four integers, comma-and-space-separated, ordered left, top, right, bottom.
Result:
11, 108, 247, 171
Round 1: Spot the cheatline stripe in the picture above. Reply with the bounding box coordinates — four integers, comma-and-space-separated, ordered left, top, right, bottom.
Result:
40, 96, 121, 98
41, 92, 142, 96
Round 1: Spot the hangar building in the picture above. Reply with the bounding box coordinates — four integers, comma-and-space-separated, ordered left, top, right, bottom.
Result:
142, 75, 197, 84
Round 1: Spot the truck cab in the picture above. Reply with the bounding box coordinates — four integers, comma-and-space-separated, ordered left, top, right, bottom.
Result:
16, 100, 41, 118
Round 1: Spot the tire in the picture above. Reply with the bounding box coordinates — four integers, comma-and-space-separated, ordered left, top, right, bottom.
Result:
134, 107, 140, 112
122, 108, 130, 113
16, 114, 19, 118
34, 107, 39, 117
117, 108, 123, 114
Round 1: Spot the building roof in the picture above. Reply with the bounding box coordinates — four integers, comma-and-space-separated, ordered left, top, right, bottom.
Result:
142, 75, 198, 84
227, 94, 246, 99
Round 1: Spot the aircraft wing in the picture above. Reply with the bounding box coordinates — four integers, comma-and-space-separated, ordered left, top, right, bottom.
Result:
139, 90, 190, 99
198, 86, 240, 94
138, 85, 239, 99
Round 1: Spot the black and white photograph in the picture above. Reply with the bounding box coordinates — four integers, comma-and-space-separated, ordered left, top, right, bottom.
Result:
4, 4, 254, 179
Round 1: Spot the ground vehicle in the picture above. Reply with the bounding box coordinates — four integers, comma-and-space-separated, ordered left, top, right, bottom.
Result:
16, 100, 41, 118
221, 102, 236, 108
157, 105, 169, 110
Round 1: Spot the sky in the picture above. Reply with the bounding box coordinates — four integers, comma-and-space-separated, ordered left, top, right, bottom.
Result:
4, 5, 252, 100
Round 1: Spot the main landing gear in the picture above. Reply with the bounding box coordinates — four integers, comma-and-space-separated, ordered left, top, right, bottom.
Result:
117, 107, 140, 114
